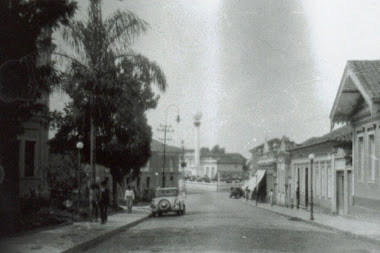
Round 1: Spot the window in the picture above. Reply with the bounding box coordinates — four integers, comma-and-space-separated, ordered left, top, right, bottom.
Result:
24, 141, 36, 177
300, 167, 304, 194
369, 134, 375, 181
327, 162, 332, 198
169, 158, 173, 172
321, 162, 326, 198
315, 162, 320, 196
358, 136, 364, 180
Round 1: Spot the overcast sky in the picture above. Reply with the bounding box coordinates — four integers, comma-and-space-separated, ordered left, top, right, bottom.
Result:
50, 0, 380, 158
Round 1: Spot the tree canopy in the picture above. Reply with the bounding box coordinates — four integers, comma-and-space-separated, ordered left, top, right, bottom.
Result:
0, 0, 77, 134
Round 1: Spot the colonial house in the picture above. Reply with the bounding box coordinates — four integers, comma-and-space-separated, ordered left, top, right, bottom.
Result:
330, 60, 380, 212
131, 139, 181, 194
0, 29, 51, 233
289, 126, 352, 215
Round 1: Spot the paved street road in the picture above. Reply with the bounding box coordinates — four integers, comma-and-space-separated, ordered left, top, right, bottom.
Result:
86, 191, 380, 253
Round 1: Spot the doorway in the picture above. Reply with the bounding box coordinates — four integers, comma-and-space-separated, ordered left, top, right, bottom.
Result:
336, 171, 344, 215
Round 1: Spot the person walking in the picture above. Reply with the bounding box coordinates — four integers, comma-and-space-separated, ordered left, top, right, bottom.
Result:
245, 186, 250, 202
91, 184, 100, 222
269, 189, 274, 206
99, 179, 110, 224
125, 186, 135, 213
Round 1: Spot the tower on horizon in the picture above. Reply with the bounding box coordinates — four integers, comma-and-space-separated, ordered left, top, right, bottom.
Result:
193, 111, 202, 167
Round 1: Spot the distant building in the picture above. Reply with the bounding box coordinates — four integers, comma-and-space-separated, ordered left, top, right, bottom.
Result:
182, 149, 246, 181
249, 136, 296, 205
130, 139, 181, 194
330, 60, 380, 212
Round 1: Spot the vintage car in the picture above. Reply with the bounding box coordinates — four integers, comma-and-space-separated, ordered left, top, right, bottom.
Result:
151, 187, 185, 217
230, 187, 244, 199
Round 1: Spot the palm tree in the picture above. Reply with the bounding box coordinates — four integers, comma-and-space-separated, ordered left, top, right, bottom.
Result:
56, 0, 167, 185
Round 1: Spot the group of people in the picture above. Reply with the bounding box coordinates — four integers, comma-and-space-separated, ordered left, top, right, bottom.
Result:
89, 179, 136, 223
89, 178, 110, 224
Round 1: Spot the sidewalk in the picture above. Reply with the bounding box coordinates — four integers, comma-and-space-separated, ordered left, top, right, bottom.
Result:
243, 199, 380, 246
0, 206, 151, 253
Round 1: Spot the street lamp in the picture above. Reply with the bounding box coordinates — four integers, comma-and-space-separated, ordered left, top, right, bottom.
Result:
76, 141, 84, 214
158, 104, 180, 188
308, 153, 315, 220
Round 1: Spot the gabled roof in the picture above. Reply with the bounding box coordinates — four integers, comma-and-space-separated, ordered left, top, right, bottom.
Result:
151, 139, 181, 153
330, 60, 380, 124
289, 125, 352, 151
249, 144, 264, 153
216, 153, 246, 164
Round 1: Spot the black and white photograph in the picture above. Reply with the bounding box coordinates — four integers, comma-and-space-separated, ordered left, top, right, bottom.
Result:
1, 0, 380, 252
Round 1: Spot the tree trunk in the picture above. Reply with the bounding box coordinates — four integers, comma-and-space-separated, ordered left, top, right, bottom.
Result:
112, 174, 118, 207
90, 114, 96, 184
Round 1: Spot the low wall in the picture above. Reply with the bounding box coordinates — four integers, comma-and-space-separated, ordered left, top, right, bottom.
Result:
179, 180, 243, 192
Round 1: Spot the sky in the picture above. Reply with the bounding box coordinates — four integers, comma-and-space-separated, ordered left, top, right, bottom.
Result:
50, 0, 380, 158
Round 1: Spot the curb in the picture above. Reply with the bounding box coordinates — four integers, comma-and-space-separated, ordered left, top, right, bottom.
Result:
61, 215, 150, 253
242, 200, 380, 247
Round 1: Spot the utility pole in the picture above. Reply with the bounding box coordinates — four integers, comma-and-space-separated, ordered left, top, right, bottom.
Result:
158, 104, 180, 188
157, 125, 174, 188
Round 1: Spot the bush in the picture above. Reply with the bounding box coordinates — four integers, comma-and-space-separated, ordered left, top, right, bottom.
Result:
203, 175, 211, 183
44, 154, 90, 206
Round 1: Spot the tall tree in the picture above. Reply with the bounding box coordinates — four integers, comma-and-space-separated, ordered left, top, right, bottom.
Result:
56, 0, 166, 185
50, 56, 161, 206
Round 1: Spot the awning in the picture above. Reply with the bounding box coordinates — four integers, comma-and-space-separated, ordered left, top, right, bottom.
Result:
241, 170, 266, 191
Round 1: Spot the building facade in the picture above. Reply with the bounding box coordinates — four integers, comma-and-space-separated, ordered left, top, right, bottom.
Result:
249, 136, 295, 205
289, 126, 352, 215
330, 60, 380, 212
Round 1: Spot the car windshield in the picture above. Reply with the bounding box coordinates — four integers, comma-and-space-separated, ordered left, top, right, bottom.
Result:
155, 189, 178, 197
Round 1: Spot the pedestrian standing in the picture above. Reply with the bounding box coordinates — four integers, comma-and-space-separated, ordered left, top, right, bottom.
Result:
125, 186, 135, 213
99, 179, 110, 224
269, 189, 274, 206
245, 186, 250, 202
91, 184, 100, 222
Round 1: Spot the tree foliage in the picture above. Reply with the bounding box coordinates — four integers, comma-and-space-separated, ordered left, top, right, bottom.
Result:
0, 0, 76, 151
0, 0, 77, 119
211, 145, 226, 154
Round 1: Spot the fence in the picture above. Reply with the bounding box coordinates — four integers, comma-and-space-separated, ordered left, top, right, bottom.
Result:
179, 180, 243, 192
